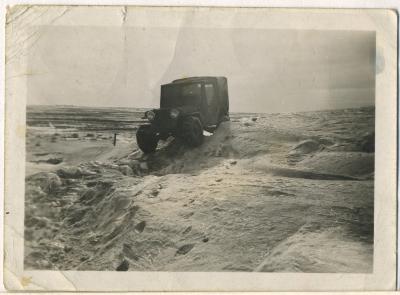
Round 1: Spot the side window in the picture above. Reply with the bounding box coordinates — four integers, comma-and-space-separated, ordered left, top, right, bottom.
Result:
205, 84, 215, 106
182, 83, 201, 97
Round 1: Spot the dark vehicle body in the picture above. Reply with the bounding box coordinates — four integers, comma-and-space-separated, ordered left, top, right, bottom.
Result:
136, 76, 229, 153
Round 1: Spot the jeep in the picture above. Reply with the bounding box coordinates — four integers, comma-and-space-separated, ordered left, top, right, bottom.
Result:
136, 76, 229, 153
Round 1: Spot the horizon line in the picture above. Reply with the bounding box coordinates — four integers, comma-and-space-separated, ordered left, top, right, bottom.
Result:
26, 103, 375, 115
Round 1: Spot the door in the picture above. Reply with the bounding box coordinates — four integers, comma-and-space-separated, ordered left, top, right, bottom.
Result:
204, 83, 219, 126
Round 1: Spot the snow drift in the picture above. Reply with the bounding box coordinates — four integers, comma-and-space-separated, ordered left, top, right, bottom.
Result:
24, 106, 374, 272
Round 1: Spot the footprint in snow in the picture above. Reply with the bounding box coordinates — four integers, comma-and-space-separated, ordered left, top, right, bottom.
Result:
182, 225, 192, 234
116, 259, 129, 271
135, 221, 146, 233
176, 244, 195, 255
183, 212, 194, 218
150, 189, 159, 197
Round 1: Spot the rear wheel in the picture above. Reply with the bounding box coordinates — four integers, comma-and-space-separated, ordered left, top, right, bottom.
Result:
181, 116, 204, 147
136, 125, 158, 153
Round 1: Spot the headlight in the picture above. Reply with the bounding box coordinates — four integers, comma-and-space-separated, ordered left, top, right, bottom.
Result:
170, 109, 179, 119
146, 110, 155, 121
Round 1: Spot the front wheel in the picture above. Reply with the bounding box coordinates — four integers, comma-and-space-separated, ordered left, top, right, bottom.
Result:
136, 125, 159, 153
181, 116, 204, 147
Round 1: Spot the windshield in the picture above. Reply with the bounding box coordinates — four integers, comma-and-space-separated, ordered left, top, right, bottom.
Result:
160, 83, 202, 108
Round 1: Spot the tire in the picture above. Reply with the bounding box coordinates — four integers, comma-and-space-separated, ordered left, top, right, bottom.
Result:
136, 125, 158, 153
181, 116, 204, 147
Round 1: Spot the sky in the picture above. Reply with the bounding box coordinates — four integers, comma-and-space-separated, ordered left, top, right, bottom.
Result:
28, 26, 375, 113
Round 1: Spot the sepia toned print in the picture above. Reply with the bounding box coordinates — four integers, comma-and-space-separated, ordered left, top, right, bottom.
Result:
4, 5, 397, 291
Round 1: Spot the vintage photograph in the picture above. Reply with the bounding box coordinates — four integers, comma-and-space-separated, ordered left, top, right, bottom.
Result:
23, 18, 375, 273
4, 5, 397, 291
